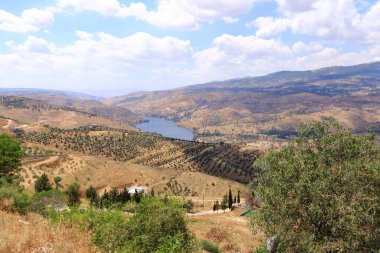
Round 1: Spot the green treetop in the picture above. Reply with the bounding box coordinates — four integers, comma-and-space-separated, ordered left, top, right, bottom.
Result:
254, 121, 380, 252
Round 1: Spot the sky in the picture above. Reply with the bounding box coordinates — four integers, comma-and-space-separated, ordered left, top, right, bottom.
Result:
0, 0, 380, 96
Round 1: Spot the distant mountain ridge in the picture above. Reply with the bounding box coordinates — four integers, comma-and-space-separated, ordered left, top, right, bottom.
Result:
0, 95, 136, 131
105, 61, 380, 142
0, 88, 101, 100
186, 61, 380, 90
0, 89, 141, 124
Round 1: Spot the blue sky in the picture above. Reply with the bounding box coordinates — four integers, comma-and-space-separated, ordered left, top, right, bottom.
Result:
0, 0, 379, 96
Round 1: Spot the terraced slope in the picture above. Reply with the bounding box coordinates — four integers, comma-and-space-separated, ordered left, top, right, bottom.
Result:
18, 126, 257, 183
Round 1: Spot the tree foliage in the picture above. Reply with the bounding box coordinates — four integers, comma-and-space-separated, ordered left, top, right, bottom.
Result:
66, 183, 81, 207
85, 186, 99, 206
0, 134, 23, 177
228, 188, 233, 209
34, 173, 52, 192
254, 121, 380, 252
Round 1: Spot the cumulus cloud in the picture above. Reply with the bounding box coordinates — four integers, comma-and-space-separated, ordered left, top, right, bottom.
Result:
58, 0, 261, 30
249, 0, 380, 43
292, 41, 324, 53
0, 32, 194, 89
0, 8, 54, 33
192, 34, 292, 80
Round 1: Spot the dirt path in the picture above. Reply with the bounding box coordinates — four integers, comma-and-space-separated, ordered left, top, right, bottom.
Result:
187, 208, 233, 216
2, 119, 12, 129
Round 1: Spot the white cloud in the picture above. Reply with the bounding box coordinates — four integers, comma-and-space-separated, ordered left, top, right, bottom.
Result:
0, 8, 54, 33
75, 30, 94, 40
292, 41, 324, 53
18, 36, 55, 54
247, 16, 289, 37
250, 0, 380, 43
193, 34, 292, 79
58, 0, 261, 30
276, 0, 315, 14
57, 0, 123, 16
223, 17, 239, 23
0, 32, 194, 89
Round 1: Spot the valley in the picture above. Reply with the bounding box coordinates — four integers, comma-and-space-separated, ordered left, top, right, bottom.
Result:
1, 61, 379, 253
106, 61, 380, 143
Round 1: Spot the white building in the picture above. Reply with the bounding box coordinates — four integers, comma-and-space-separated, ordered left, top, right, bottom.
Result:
128, 186, 147, 196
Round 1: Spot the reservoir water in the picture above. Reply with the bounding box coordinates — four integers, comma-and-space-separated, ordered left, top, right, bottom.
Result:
135, 116, 194, 141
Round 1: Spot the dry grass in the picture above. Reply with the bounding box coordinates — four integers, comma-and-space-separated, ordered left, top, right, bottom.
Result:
188, 209, 264, 253
0, 210, 97, 253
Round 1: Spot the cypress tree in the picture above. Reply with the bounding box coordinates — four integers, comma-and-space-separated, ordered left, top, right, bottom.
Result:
134, 189, 141, 203
221, 194, 228, 212
85, 185, 98, 206
228, 188, 233, 209
66, 183, 81, 207
110, 187, 118, 203
237, 190, 241, 204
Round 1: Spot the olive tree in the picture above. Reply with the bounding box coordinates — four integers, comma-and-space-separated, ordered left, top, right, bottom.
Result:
254, 121, 380, 252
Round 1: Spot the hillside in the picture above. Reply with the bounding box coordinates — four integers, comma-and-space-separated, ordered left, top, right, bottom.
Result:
0, 96, 136, 131
105, 61, 380, 142
0, 89, 141, 124
16, 125, 257, 183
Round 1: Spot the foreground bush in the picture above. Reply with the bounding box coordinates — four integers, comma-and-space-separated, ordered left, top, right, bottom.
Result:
30, 190, 66, 215
48, 197, 196, 253
254, 122, 380, 252
0, 177, 30, 214
122, 197, 195, 253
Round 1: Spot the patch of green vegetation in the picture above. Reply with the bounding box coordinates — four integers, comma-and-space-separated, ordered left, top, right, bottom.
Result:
200, 240, 223, 253
47, 197, 196, 253
253, 121, 380, 252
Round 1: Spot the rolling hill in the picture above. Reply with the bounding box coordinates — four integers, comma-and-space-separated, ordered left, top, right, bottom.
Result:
17, 125, 257, 183
0, 89, 141, 124
0, 96, 136, 131
105, 61, 380, 142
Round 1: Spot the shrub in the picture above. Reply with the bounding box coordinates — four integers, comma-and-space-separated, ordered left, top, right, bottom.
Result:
12, 193, 31, 215
34, 173, 52, 192
201, 240, 223, 253
254, 121, 380, 252
0, 177, 30, 214
53, 176, 62, 188
122, 197, 195, 253
46, 196, 195, 252
30, 190, 66, 215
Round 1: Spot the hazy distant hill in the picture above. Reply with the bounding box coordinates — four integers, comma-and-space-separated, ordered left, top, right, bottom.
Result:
0, 88, 100, 100
0, 96, 136, 131
105, 61, 380, 142
0, 89, 141, 124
